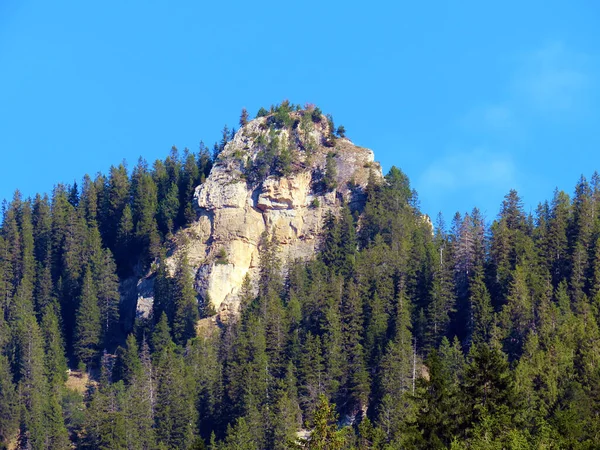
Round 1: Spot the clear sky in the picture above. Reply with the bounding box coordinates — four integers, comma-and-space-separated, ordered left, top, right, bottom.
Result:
1, 1, 599, 223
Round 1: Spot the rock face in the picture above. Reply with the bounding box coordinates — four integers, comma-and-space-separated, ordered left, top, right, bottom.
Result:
135, 109, 383, 320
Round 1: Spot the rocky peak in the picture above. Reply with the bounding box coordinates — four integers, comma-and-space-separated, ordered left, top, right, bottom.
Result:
136, 105, 383, 321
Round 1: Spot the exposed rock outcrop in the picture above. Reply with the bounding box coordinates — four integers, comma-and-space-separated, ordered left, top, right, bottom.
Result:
134, 108, 383, 320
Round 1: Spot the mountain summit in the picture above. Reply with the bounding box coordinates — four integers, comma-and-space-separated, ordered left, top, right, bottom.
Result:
135, 104, 382, 321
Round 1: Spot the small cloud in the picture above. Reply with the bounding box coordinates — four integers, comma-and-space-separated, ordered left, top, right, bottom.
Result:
420, 148, 516, 192
514, 42, 589, 112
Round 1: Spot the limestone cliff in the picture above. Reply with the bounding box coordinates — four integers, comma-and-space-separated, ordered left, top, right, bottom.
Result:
133, 108, 382, 320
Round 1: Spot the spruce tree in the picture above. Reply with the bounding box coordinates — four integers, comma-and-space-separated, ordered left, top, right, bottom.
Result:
104, 163, 130, 250
0, 354, 17, 447
94, 248, 120, 347
155, 345, 197, 449
74, 267, 102, 367
41, 305, 68, 389
173, 253, 199, 345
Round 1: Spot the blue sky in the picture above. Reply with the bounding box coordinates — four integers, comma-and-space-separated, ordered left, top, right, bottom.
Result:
1, 1, 599, 223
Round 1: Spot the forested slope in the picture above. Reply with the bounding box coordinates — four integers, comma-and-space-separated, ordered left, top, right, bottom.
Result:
0, 104, 599, 449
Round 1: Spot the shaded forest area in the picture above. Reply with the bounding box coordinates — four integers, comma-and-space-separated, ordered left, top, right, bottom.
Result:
1, 117, 600, 448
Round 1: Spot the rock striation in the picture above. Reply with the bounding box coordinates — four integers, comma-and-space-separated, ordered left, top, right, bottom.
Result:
134, 108, 383, 320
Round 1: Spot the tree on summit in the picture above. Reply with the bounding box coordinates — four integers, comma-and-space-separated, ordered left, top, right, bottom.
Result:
240, 108, 249, 127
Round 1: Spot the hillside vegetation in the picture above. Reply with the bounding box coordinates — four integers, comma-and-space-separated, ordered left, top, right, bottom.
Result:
0, 104, 599, 449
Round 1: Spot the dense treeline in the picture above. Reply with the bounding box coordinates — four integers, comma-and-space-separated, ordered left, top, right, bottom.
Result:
1, 111, 600, 447
0, 144, 212, 448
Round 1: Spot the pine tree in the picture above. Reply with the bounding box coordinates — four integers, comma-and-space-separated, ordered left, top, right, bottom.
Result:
80, 173, 100, 226
186, 329, 223, 439
84, 382, 128, 450
158, 182, 180, 235
74, 267, 102, 367
258, 231, 282, 299
123, 337, 156, 450
95, 249, 120, 348
298, 394, 345, 450
338, 205, 357, 277
14, 312, 53, 449
173, 253, 199, 345
0, 354, 17, 447
131, 158, 160, 267
41, 305, 68, 389
414, 350, 461, 449
120, 334, 143, 385
222, 417, 257, 450
239, 108, 249, 128
339, 280, 369, 413
152, 312, 174, 356
153, 253, 174, 324
298, 333, 325, 422
461, 343, 517, 433
469, 268, 494, 346
377, 287, 415, 441
270, 366, 302, 450
319, 211, 341, 270
500, 264, 534, 359
155, 345, 197, 449
104, 163, 130, 249
427, 226, 456, 349
180, 148, 201, 227
115, 203, 134, 272
32, 193, 52, 266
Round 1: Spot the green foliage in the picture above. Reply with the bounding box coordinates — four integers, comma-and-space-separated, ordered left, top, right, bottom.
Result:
270, 100, 294, 129
322, 152, 337, 192
2, 109, 600, 449
256, 107, 268, 118
0, 354, 17, 446
215, 247, 228, 265
74, 267, 102, 367
296, 395, 345, 450
239, 108, 249, 127
311, 107, 322, 123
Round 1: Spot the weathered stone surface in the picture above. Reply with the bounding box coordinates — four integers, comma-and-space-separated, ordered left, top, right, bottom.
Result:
134, 111, 383, 320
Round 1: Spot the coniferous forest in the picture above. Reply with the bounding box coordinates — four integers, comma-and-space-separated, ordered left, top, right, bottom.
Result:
1, 109, 600, 449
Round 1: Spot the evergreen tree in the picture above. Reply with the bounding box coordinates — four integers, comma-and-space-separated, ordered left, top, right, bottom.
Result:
270, 366, 302, 450
104, 163, 130, 250
153, 253, 174, 324
460, 343, 517, 435
186, 329, 223, 439
298, 333, 325, 422
122, 336, 157, 450
339, 280, 369, 413
115, 203, 134, 272
427, 225, 456, 349
84, 382, 128, 450
155, 344, 197, 449
131, 158, 160, 267
180, 148, 201, 226
239, 108, 249, 127
41, 305, 68, 389
74, 267, 102, 367
413, 350, 461, 449
377, 287, 415, 441
469, 268, 494, 346
95, 249, 120, 348
298, 395, 345, 450
173, 253, 199, 345
500, 264, 534, 359
222, 417, 257, 450
0, 354, 17, 447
